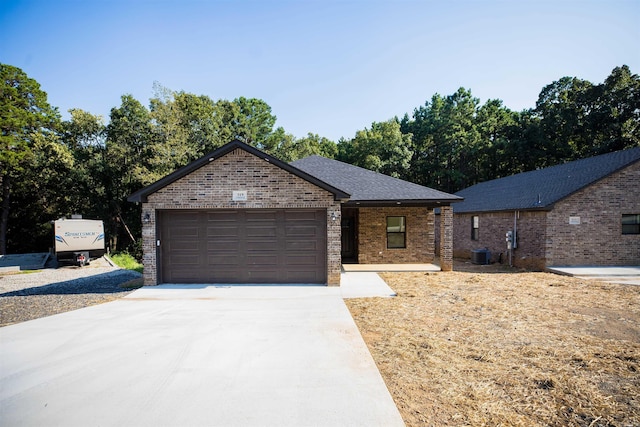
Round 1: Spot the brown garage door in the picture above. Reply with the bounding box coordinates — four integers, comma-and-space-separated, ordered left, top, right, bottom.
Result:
159, 209, 327, 284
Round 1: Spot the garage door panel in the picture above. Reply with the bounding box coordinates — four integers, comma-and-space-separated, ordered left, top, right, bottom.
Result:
206, 226, 239, 237
284, 210, 320, 220
286, 226, 318, 239
167, 241, 200, 252
246, 254, 279, 265
285, 270, 323, 282
286, 241, 319, 251
168, 255, 202, 265
208, 255, 240, 265
160, 209, 326, 284
286, 254, 321, 265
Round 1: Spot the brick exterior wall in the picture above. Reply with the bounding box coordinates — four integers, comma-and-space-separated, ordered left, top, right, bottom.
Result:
356, 207, 435, 264
452, 210, 547, 270
140, 148, 342, 286
546, 161, 640, 266
449, 161, 640, 269
439, 206, 453, 271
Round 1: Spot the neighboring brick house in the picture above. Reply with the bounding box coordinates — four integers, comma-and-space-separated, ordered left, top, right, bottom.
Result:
128, 140, 462, 286
449, 147, 640, 269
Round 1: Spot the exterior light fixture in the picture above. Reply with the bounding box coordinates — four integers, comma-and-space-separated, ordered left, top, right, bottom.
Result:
330, 212, 338, 221
143, 212, 151, 223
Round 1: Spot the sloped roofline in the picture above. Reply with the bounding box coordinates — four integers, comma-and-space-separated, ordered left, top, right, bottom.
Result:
454, 146, 640, 213
291, 155, 463, 206
127, 140, 351, 203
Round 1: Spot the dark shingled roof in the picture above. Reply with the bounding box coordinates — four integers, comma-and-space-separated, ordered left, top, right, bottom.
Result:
291, 155, 462, 206
453, 147, 640, 213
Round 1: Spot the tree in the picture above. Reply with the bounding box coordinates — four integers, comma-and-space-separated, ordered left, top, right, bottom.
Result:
0, 64, 59, 254
404, 88, 481, 192
594, 65, 640, 152
337, 119, 412, 178
10, 131, 75, 252
269, 132, 337, 162
61, 109, 107, 219
104, 95, 155, 252
474, 99, 520, 180
533, 65, 640, 164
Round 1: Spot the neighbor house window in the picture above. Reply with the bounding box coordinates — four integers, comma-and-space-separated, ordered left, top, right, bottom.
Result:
622, 214, 640, 235
387, 216, 406, 248
471, 216, 479, 240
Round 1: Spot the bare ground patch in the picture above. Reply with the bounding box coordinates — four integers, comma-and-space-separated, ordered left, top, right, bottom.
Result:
345, 264, 640, 426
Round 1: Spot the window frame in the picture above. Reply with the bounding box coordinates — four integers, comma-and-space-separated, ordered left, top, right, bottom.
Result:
386, 216, 407, 249
471, 215, 479, 240
622, 214, 640, 235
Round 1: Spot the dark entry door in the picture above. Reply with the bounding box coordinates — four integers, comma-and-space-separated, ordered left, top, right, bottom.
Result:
341, 208, 358, 263
159, 209, 327, 284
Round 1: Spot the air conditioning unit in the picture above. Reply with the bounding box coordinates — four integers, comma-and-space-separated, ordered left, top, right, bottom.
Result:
471, 248, 491, 265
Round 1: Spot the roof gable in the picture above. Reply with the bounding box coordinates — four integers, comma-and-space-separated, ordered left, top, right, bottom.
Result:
291, 155, 462, 206
454, 147, 640, 213
128, 140, 350, 203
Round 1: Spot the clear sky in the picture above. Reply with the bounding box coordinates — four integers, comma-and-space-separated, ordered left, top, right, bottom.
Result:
1, 0, 638, 142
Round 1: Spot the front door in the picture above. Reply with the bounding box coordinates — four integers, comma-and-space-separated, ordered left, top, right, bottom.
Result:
341, 208, 358, 263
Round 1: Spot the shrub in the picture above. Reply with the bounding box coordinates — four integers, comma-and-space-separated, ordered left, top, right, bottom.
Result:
110, 252, 143, 274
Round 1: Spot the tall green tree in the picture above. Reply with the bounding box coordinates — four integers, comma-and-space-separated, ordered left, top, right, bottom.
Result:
0, 64, 59, 254
10, 131, 75, 252
269, 132, 337, 162
61, 109, 107, 218
533, 65, 640, 164
337, 119, 412, 178
404, 88, 481, 192
104, 95, 155, 252
474, 99, 520, 180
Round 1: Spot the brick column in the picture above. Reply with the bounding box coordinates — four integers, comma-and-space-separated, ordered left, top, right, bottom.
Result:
439, 206, 453, 271
141, 205, 157, 285
326, 204, 342, 286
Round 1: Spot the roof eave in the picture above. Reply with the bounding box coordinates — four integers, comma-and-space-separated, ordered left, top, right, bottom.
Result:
453, 205, 553, 214
344, 198, 463, 208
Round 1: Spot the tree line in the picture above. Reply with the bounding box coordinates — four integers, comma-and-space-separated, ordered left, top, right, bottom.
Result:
1, 63, 639, 256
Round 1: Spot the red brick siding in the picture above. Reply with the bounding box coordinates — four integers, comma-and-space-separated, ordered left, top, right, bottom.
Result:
357, 207, 435, 264
452, 210, 547, 270
448, 161, 640, 268
140, 149, 342, 285
546, 162, 640, 266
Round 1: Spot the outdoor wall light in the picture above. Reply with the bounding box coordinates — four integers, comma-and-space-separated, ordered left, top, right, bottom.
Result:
143, 212, 151, 223
330, 212, 338, 221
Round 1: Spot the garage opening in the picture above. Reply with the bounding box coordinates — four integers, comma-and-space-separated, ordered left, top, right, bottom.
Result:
158, 209, 327, 284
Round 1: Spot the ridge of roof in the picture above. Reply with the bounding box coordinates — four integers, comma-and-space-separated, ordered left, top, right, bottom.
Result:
127, 140, 350, 203
291, 155, 462, 204
454, 146, 640, 213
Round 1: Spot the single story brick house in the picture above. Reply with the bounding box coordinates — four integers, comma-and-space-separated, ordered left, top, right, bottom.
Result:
128, 140, 462, 286
449, 147, 640, 269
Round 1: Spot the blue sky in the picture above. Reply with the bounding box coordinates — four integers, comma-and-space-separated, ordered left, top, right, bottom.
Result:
1, 0, 638, 141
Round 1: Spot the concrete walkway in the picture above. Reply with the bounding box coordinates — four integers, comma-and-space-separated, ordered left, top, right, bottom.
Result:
547, 266, 640, 286
0, 275, 404, 427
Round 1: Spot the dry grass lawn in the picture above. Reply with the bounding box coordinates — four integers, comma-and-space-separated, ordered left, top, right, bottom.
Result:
345, 262, 640, 427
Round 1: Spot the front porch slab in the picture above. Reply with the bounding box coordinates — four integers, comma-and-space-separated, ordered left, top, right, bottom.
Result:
341, 263, 440, 272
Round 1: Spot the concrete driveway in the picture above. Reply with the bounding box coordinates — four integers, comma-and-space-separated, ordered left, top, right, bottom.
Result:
0, 280, 404, 427
547, 266, 640, 286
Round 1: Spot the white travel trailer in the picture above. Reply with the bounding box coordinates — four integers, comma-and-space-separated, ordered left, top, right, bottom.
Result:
54, 217, 105, 266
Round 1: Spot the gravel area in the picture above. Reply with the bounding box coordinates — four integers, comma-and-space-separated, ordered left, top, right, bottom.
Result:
0, 258, 142, 327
